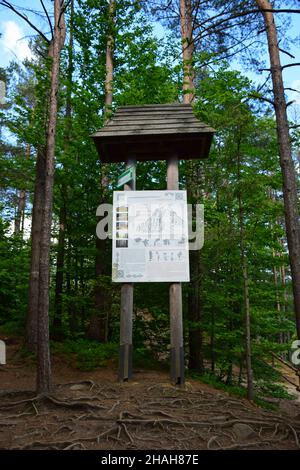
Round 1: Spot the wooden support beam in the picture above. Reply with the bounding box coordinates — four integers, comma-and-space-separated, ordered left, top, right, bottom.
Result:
167, 155, 185, 385
118, 158, 136, 381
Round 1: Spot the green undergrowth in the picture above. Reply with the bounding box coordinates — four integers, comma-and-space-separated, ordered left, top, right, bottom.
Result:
133, 346, 167, 370
51, 340, 164, 371
51, 339, 119, 371
190, 371, 294, 410
0, 320, 24, 336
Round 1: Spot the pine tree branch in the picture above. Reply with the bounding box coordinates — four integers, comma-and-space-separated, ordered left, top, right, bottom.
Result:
279, 48, 295, 59
249, 93, 275, 106
285, 88, 300, 94
0, 0, 50, 44
256, 74, 272, 93
191, 0, 203, 34
194, 8, 300, 33
282, 63, 300, 70
58, 0, 72, 28
258, 64, 300, 72
40, 0, 53, 40
286, 100, 296, 108
193, 8, 300, 47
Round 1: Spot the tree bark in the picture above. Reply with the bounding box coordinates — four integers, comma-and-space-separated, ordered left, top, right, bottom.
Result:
242, 256, 254, 400
180, 0, 204, 373
210, 309, 215, 372
237, 141, 254, 401
180, 0, 194, 103
89, 237, 108, 342
238, 194, 254, 400
26, 147, 46, 352
14, 144, 30, 236
90, 0, 116, 342
188, 249, 204, 372
14, 190, 26, 235
53, 205, 66, 336
53, 0, 74, 337
104, 0, 115, 112
256, 0, 300, 339
37, 0, 66, 395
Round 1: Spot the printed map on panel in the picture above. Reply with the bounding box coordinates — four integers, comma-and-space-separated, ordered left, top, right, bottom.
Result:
112, 191, 190, 282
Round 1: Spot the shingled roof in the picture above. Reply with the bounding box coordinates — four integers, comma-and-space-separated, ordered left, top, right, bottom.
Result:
91, 103, 214, 163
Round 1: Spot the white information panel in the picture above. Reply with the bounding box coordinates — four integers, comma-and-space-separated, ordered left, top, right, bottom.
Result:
112, 190, 190, 283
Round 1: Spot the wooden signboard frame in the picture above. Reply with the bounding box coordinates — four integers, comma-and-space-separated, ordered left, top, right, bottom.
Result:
92, 104, 214, 385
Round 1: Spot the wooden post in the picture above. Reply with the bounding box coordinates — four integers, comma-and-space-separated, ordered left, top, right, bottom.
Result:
118, 158, 136, 381
167, 155, 185, 385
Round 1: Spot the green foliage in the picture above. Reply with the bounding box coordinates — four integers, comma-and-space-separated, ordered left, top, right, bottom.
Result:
0, 217, 30, 327
186, 63, 295, 391
0, 320, 24, 336
133, 346, 165, 370
51, 339, 118, 370
191, 369, 293, 407
191, 371, 247, 399
256, 380, 293, 401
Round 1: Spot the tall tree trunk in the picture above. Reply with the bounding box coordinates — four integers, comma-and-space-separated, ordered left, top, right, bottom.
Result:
241, 255, 254, 400
37, 1, 66, 394
188, 249, 204, 372
14, 144, 30, 236
280, 257, 289, 358
14, 190, 26, 235
180, 0, 194, 103
104, 0, 115, 113
237, 140, 254, 401
89, 237, 108, 341
210, 309, 215, 372
180, 0, 204, 372
66, 239, 74, 331
90, 0, 115, 342
53, 205, 66, 336
26, 147, 46, 352
238, 197, 254, 400
256, 0, 300, 339
53, 0, 74, 336
280, 262, 288, 314
269, 189, 282, 317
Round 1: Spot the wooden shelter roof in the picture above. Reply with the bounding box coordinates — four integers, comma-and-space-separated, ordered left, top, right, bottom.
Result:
91, 103, 214, 163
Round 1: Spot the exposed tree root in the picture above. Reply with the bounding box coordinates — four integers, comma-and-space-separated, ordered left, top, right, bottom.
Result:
57, 380, 99, 391
63, 442, 86, 450
44, 395, 107, 410
0, 394, 108, 411
10, 424, 129, 450
1, 380, 299, 450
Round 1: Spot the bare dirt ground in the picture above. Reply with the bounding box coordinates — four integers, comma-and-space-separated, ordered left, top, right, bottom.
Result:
1, 339, 300, 450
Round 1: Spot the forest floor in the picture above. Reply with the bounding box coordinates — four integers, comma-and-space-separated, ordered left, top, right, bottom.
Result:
0, 337, 300, 450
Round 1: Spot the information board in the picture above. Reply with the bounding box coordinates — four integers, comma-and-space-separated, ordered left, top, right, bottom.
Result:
112, 190, 190, 282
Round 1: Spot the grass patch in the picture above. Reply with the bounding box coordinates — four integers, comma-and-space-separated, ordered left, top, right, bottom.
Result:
0, 321, 23, 336
256, 379, 294, 400
133, 347, 167, 370
189, 371, 293, 410
190, 372, 247, 399
51, 339, 118, 371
